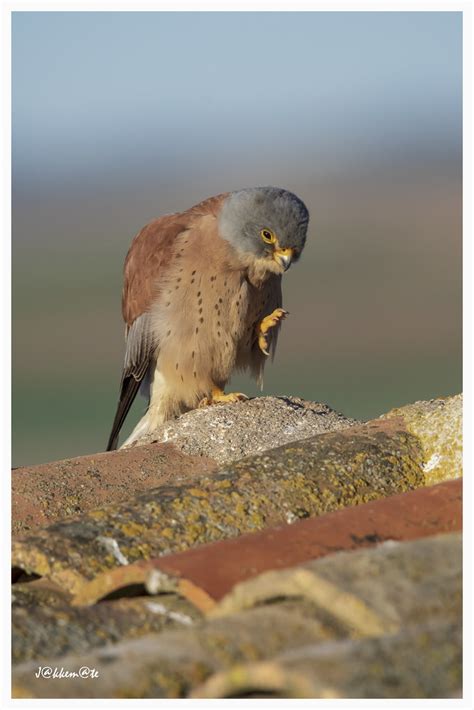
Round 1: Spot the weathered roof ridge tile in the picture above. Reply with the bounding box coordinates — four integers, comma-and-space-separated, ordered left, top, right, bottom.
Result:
380, 393, 462, 484
11, 419, 424, 593
190, 620, 462, 699
11, 533, 462, 699
125, 395, 360, 464
69, 478, 461, 607
12, 442, 218, 537
11, 480, 461, 668
12, 586, 202, 666
12, 394, 462, 594
209, 531, 462, 630
12, 394, 461, 538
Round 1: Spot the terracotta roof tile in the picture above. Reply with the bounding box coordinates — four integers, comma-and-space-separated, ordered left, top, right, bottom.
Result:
209, 532, 462, 634
128, 395, 359, 463
380, 393, 462, 484
11, 394, 463, 699
192, 621, 461, 699
12, 533, 461, 699
13, 583, 200, 665
12, 418, 437, 594
12, 443, 217, 537
10, 480, 461, 668
70, 478, 461, 607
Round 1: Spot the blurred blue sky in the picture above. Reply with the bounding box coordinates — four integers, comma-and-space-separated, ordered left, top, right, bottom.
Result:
13, 11, 462, 186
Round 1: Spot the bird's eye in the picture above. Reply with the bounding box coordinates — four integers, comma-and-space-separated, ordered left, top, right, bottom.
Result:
260, 228, 276, 244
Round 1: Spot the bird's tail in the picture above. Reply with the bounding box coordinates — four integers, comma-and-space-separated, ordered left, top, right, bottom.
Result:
106, 375, 142, 451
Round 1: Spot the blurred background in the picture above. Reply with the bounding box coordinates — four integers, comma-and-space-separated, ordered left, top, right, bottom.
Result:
12, 11, 462, 467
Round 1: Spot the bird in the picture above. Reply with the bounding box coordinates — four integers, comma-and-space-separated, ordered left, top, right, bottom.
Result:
106, 186, 309, 451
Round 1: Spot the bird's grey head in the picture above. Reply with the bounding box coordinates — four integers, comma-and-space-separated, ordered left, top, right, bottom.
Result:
218, 186, 309, 274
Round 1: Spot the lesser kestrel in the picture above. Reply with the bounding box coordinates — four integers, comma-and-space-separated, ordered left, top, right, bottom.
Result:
107, 187, 309, 450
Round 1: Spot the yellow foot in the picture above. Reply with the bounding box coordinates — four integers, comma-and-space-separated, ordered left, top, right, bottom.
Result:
258, 308, 288, 356
199, 388, 249, 408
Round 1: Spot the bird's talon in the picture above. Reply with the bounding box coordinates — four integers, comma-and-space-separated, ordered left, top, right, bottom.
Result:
201, 390, 249, 407
257, 308, 288, 355
258, 335, 270, 357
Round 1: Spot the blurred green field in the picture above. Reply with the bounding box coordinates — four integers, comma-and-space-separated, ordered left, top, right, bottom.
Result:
13, 351, 460, 467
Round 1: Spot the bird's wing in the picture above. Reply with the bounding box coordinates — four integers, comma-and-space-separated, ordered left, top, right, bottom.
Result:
106, 214, 189, 451
121, 214, 188, 327
122, 192, 228, 325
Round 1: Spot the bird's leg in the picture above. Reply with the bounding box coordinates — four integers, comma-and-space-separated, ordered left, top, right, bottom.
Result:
258, 308, 288, 356
199, 386, 249, 408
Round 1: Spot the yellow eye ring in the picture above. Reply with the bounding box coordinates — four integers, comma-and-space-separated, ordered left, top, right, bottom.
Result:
260, 228, 276, 244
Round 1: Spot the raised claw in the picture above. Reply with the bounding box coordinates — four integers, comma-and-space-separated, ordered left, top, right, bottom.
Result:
258, 308, 288, 356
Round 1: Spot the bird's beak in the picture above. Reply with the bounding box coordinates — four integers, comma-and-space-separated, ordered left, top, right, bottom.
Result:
273, 247, 294, 272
